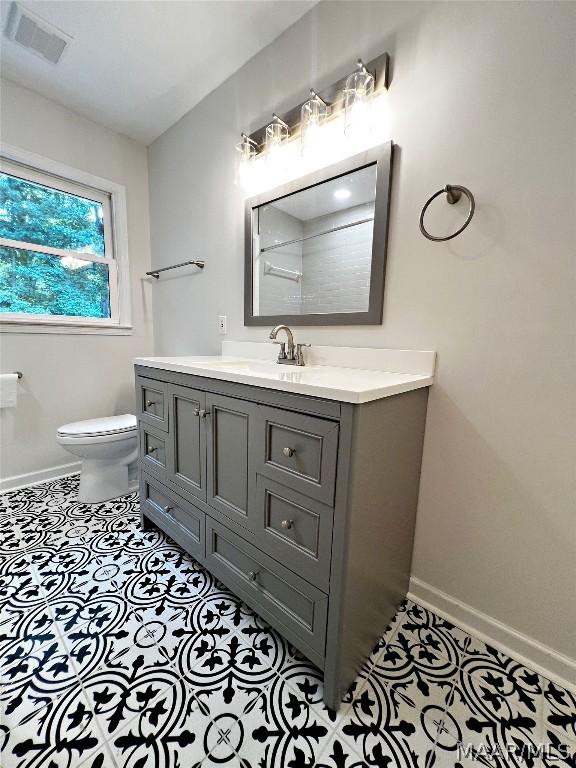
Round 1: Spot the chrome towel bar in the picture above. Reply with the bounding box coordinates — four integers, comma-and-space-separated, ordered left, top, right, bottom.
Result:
146, 260, 205, 279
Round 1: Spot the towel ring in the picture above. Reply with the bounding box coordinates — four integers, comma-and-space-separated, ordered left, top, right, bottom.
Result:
419, 184, 475, 242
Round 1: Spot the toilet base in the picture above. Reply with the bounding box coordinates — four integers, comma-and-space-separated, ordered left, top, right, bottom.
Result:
78, 460, 130, 503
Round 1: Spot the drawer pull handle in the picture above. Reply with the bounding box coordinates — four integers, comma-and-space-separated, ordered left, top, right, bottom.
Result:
146, 400, 156, 407
147, 446, 157, 454
282, 447, 295, 458
281, 519, 293, 530
248, 570, 259, 582
163, 505, 173, 513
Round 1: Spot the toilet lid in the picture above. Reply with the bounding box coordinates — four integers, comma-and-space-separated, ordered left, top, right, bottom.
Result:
58, 413, 137, 438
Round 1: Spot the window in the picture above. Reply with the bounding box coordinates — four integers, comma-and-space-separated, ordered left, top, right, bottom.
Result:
0, 152, 130, 331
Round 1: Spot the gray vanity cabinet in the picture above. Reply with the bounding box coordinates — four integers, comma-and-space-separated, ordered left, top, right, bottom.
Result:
135, 365, 429, 710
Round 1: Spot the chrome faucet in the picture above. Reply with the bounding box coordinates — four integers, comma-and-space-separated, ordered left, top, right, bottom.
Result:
269, 325, 310, 366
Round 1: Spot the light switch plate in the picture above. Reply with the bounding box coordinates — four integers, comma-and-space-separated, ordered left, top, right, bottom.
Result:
218, 315, 227, 335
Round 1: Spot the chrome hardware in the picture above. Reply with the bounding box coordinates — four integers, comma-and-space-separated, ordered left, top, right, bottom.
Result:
269, 325, 309, 366
281, 519, 293, 530
146, 260, 205, 279
198, 409, 208, 418
248, 570, 259, 582
193, 408, 200, 417
147, 446, 157, 454
146, 400, 156, 407
163, 505, 173, 513
295, 343, 311, 367
419, 184, 475, 242
282, 447, 295, 458
273, 341, 287, 360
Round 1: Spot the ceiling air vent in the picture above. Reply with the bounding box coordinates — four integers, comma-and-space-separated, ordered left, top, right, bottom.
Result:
4, 2, 72, 64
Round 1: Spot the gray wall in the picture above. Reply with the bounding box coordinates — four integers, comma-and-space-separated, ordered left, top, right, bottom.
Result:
148, 1, 576, 661
0, 79, 154, 483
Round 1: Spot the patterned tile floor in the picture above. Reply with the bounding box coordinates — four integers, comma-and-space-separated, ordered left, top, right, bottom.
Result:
0, 476, 574, 768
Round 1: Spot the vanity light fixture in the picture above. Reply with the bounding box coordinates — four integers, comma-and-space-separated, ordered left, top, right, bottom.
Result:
236, 51, 389, 194
344, 59, 375, 137
300, 89, 329, 155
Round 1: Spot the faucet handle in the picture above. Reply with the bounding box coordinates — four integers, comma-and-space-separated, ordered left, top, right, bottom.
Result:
273, 341, 287, 360
295, 343, 311, 367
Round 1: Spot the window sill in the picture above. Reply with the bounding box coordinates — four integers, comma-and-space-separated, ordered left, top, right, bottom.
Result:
0, 321, 133, 336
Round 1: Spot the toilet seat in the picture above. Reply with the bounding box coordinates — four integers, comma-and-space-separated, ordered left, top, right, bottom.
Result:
58, 414, 137, 440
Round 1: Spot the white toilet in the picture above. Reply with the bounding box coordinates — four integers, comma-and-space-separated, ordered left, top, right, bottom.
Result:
57, 414, 138, 503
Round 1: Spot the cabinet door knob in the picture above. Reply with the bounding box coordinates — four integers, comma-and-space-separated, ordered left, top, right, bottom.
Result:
193, 408, 200, 417
163, 505, 173, 513
282, 447, 295, 457
146, 400, 156, 407
248, 570, 259, 582
147, 446, 157, 454
281, 519, 293, 530
199, 409, 208, 418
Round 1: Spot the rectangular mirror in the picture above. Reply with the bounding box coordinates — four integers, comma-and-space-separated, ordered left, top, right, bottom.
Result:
245, 142, 392, 326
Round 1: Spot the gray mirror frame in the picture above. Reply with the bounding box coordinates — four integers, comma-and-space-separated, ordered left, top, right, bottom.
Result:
244, 141, 393, 326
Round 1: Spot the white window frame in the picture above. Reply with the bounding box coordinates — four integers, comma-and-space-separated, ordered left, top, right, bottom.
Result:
0, 144, 132, 334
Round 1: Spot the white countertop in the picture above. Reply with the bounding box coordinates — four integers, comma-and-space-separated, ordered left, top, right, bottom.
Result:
135, 343, 435, 404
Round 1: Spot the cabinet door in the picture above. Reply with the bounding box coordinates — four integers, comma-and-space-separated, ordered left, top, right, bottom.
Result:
166, 384, 206, 503
206, 393, 258, 529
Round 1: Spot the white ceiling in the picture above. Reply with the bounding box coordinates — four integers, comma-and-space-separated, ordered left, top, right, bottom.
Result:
0, 0, 317, 145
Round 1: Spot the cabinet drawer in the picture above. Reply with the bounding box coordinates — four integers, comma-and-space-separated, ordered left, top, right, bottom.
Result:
254, 476, 333, 591
139, 424, 168, 480
136, 376, 168, 432
257, 405, 339, 505
205, 518, 327, 665
140, 472, 205, 561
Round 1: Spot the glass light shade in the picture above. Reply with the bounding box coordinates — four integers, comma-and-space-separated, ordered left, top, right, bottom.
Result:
235, 134, 258, 189
265, 118, 289, 152
344, 62, 375, 137
265, 116, 289, 177
300, 92, 328, 156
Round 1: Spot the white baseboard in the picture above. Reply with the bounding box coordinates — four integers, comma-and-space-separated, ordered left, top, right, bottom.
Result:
0, 463, 81, 493
408, 577, 575, 692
